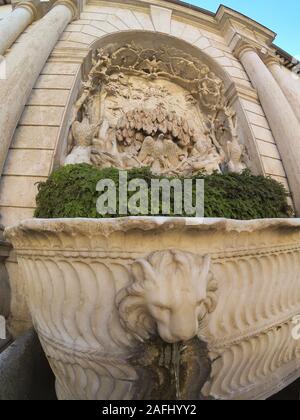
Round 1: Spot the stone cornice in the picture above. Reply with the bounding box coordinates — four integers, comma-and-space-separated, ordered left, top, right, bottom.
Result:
87, 0, 297, 74
50, 46, 90, 63
231, 35, 284, 70
230, 34, 273, 60
88, 0, 217, 30
93, 0, 276, 42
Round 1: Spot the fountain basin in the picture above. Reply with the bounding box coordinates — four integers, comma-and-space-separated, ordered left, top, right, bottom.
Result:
5, 217, 300, 400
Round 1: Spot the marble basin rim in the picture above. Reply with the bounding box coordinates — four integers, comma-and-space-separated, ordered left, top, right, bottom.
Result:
5, 216, 300, 234
4, 216, 300, 400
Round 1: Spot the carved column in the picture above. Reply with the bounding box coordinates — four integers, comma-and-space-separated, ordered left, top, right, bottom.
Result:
235, 42, 300, 215
0, 2, 38, 56
0, 0, 77, 177
265, 55, 300, 123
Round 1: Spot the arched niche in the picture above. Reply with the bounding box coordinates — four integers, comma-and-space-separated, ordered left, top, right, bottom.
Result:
58, 31, 264, 176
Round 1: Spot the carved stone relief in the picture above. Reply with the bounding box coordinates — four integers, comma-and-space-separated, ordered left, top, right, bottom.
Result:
65, 43, 246, 175
117, 250, 217, 344
5, 218, 300, 400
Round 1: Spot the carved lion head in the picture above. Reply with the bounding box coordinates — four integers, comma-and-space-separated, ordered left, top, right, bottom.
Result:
117, 250, 216, 344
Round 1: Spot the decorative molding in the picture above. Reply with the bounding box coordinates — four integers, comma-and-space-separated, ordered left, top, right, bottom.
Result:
229, 33, 274, 61
216, 5, 276, 42
261, 53, 283, 68
52, 0, 78, 20
231, 37, 256, 60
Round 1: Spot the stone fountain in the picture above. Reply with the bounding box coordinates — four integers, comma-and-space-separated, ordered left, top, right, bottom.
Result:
5, 217, 300, 400
4, 39, 300, 400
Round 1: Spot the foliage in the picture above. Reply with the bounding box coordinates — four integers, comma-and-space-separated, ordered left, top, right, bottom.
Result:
34, 164, 293, 219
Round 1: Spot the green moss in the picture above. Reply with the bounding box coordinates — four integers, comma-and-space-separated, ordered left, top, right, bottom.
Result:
34, 164, 293, 219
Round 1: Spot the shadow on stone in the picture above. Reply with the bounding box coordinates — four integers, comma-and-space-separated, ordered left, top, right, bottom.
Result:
268, 378, 300, 400
0, 328, 56, 400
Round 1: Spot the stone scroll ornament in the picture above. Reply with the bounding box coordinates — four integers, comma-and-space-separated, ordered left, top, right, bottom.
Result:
65, 43, 247, 175
117, 250, 218, 344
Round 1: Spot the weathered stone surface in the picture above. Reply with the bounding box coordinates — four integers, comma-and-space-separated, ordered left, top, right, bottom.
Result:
236, 45, 300, 214
0, 208, 34, 231
251, 125, 275, 143
262, 156, 287, 177
34, 74, 75, 90
5, 217, 300, 400
257, 140, 281, 160
0, 5, 35, 55
0, 227, 11, 319
247, 112, 270, 129
0, 2, 75, 178
267, 61, 300, 124
27, 89, 70, 107
3, 149, 53, 176
0, 175, 46, 207
0, 329, 56, 400
1, 1, 300, 400
20, 106, 64, 126
150, 5, 172, 34
11, 126, 59, 149
5, 259, 32, 336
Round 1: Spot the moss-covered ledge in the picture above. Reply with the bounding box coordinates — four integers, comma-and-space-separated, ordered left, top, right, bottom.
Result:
34, 164, 293, 220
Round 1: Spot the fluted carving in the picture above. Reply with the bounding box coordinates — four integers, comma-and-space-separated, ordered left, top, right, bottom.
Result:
199, 249, 300, 399
5, 217, 300, 400
203, 322, 300, 399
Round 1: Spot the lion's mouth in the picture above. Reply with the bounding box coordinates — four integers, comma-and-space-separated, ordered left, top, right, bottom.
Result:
157, 324, 198, 344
